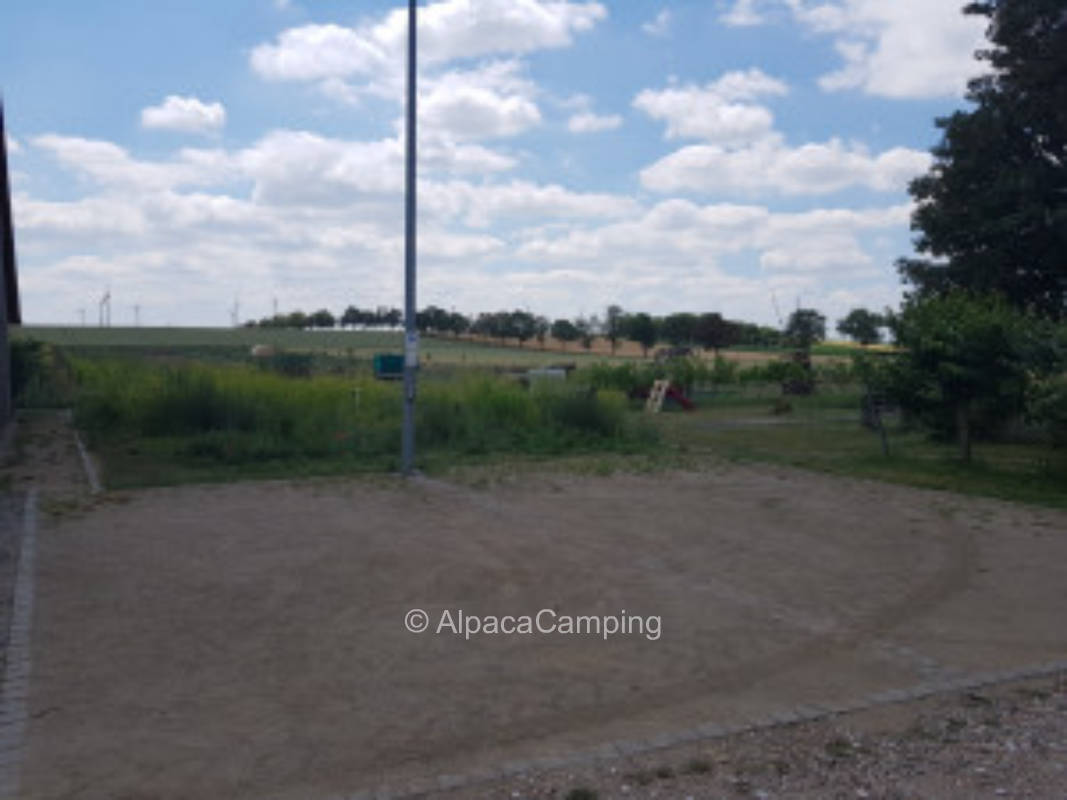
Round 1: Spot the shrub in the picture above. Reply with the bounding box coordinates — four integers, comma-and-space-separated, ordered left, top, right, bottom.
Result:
1029, 375, 1067, 447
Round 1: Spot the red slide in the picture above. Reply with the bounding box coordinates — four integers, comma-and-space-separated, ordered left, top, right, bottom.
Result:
665, 384, 695, 411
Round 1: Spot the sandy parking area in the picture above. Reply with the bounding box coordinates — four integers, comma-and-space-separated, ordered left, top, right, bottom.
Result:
8, 431, 1067, 798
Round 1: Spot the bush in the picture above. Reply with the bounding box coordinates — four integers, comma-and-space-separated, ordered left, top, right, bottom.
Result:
9, 340, 75, 407
1029, 375, 1067, 447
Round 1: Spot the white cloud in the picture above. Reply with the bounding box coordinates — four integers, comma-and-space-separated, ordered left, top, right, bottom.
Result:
249, 0, 606, 147
640, 137, 930, 195
251, 0, 606, 83
5, 135, 19, 155
567, 112, 622, 133
759, 237, 873, 273
425, 180, 638, 228
642, 9, 672, 37
633, 69, 787, 145
31, 135, 236, 190
787, 0, 986, 98
720, 0, 765, 27
508, 198, 909, 319
634, 66, 929, 197
419, 61, 542, 141
140, 96, 227, 134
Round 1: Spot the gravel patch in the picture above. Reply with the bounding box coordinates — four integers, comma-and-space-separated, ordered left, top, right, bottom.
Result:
434, 673, 1067, 800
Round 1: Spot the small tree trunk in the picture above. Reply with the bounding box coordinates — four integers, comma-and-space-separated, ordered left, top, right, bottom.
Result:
956, 400, 971, 462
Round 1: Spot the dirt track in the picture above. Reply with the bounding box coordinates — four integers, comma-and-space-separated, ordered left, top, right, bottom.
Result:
7, 418, 1067, 799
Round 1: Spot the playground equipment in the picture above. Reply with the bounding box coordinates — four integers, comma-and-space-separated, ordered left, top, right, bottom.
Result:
643, 379, 695, 413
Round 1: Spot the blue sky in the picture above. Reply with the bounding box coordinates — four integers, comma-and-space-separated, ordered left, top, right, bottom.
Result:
2, 0, 987, 328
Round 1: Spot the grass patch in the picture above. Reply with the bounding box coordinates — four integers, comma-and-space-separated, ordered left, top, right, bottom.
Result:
70, 358, 657, 488
658, 397, 1067, 508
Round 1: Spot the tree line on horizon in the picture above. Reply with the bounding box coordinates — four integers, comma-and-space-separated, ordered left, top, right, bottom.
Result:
243, 302, 892, 354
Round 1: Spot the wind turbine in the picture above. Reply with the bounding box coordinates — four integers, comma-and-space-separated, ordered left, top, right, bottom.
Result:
133, 304, 140, 327
98, 288, 111, 327
77, 308, 85, 326
230, 296, 240, 327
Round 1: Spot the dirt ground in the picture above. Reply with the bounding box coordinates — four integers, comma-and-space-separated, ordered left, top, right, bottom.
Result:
5, 414, 1067, 799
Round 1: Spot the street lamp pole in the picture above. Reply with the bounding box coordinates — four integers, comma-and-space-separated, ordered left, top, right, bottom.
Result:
401, 0, 418, 475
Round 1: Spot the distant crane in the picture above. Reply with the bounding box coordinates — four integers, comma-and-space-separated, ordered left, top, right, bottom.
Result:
98, 289, 111, 327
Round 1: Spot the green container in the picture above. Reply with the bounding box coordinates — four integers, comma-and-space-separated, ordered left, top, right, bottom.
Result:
373, 353, 404, 380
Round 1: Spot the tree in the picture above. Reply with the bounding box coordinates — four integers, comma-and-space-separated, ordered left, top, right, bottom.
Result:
784, 308, 826, 350
340, 305, 360, 328
447, 311, 470, 337
660, 312, 696, 346
692, 312, 737, 355
550, 318, 579, 349
533, 315, 549, 349
836, 308, 884, 346
624, 312, 657, 358
574, 316, 595, 350
604, 304, 624, 354
309, 308, 335, 329
285, 311, 309, 329
887, 291, 1046, 461
898, 0, 1067, 319
510, 310, 537, 347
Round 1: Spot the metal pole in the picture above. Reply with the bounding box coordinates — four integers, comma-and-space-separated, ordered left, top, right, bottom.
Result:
401, 0, 418, 475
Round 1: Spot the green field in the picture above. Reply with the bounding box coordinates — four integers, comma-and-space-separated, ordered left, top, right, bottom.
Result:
11, 325, 614, 368
11, 326, 1064, 506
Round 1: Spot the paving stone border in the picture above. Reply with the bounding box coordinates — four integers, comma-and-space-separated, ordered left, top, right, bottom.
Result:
72, 429, 101, 496
0, 490, 37, 800
341, 658, 1067, 799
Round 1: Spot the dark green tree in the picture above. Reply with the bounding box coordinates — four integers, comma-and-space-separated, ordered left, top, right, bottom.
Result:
509, 310, 537, 348
309, 308, 335, 328
887, 291, 1047, 460
550, 318, 579, 349
660, 312, 696, 346
447, 311, 470, 337
836, 308, 884, 346
898, 0, 1067, 319
574, 316, 595, 350
340, 305, 360, 328
533, 315, 550, 349
604, 304, 624, 355
784, 308, 826, 350
624, 312, 658, 358
692, 312, 737, 355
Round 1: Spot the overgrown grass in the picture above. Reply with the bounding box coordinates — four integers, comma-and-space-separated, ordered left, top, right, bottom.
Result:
658, 400, 1067, 508
71, 358, 656, 486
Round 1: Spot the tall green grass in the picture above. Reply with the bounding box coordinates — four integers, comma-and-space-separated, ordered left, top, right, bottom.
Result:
72, 359, 654, 474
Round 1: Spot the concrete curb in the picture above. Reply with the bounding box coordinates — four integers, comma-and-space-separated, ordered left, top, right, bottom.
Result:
0, 490, 38, 800
72, 429, 102, 495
